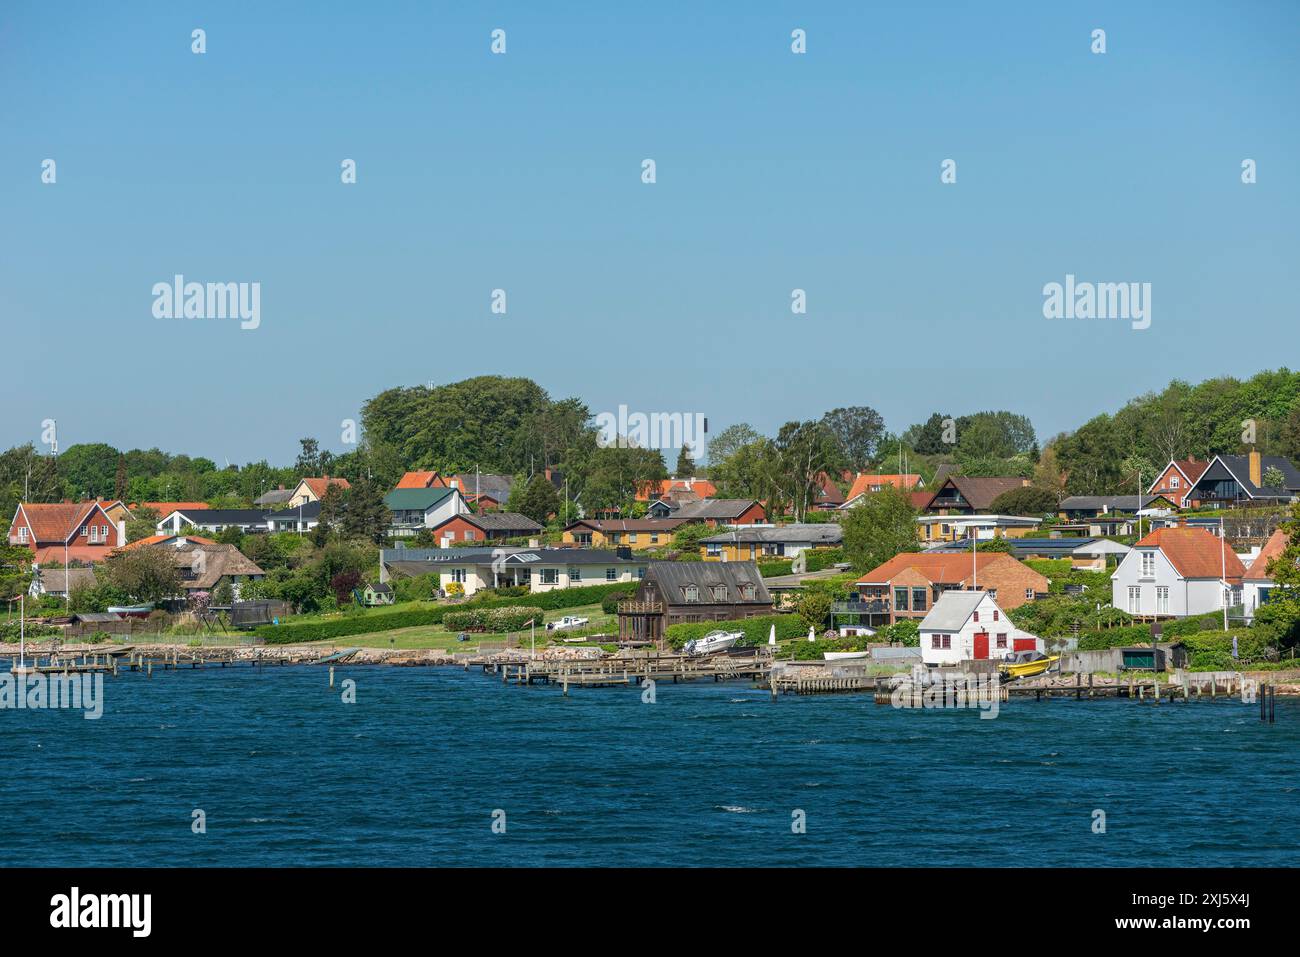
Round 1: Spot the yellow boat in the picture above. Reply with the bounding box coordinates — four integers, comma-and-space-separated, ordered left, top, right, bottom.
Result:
999, 652, 1060, 679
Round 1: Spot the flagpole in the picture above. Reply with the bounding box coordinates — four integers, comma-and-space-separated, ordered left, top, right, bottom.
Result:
1221, 515, 1228, 632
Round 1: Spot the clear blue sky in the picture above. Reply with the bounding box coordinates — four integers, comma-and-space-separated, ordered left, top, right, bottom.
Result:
3, 1, 1297, 465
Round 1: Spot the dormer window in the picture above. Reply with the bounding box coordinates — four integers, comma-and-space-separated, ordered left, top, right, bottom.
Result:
711, 584, 728, 602
684, 584, 699, 603
740, 583, 755, 600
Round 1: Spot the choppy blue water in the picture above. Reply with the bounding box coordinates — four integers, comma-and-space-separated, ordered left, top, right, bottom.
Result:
1, 665, 1296, 866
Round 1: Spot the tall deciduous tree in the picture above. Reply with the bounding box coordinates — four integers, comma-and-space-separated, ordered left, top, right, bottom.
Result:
840, 485, 918, 571
820, 406, 885, 472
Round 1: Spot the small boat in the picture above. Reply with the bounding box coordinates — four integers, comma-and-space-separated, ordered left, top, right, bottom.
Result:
683, 629, 743, 657
998, 651, 1060, 680
823, 650, 870, 661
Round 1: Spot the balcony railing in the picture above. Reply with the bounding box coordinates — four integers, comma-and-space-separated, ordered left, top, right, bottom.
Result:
830, 600, 889, 615
618, 601, 664, 615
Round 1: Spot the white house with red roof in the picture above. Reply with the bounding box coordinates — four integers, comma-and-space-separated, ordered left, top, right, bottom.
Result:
1111, 526, 1246, 618
7, 501, 126, 564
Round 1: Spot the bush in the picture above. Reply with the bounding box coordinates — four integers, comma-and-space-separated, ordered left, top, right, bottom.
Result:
601, 587, 636, 615
664, 613, 805, 650
878, 618, 919, 646
0, 620, 61, 643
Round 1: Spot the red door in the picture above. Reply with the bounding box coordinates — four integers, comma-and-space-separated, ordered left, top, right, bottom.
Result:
973, 632, 990, 660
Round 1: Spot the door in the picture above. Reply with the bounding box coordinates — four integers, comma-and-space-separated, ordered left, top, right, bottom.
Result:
973, 631, 989, 660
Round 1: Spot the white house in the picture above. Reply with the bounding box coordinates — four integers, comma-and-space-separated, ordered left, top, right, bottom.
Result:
382, 487, 470, 538
1110, 526, 1246, 618
381, 546, 647, 598
917, 590, 1040, 667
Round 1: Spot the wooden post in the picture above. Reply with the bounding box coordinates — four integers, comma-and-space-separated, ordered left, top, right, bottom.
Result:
329, 666, 335, 688
147, 661, 153, 679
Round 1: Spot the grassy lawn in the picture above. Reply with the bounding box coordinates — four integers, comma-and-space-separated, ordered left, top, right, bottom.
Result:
334, 603, 618, 651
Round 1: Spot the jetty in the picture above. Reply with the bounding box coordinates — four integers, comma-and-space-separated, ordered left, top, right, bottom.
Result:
472, 648, 772, 695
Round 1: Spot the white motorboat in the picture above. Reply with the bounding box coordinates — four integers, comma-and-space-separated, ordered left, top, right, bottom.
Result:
822, 650, 871, 661
682, 629, 743, 656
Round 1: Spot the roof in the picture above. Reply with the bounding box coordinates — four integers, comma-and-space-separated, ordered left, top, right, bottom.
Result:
857, 551, 1045, 587
253, 489, 295, 506
1060, 495, 1162, 511
642, 560, 772, 605
13, 501, 109, 544
130, 502, 210, 516
920, 476, 1029, 511
367, 581, 394, 593
670, 499, 762, 520
636, 478, 718, 502
1149, 457, 1210, 495
1244, 528, 1293, 581
396, 471, 440, 489
36, 566, 98, 593
122, 534, 216, 550
439, 511, 542, 533
566, 518, 688, 532
1214, 454, 1300, 498
918, 590, 990, 632
163, 508, 268, 525
384, 487, 458, 511
1071, 539, 1133, 556
30, 544, 117, 564
447, 473, 514, 500
168, 542, 265, 589
1133, 527, 1246, 580
845, 473, 922, 501
265, 501, 322, 520
384, 547, 643, 570
701, 524, 842, 546
299, 477, 351, 499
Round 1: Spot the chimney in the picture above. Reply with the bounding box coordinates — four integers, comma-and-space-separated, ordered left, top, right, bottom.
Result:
1249, 450, 1262, 488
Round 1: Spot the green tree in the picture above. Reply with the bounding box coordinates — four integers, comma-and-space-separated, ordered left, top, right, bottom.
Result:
820, 406, 886, 472
513, 473, 562, 523
340, 477, 391, 543
674, 443, 697, 477
796, 589, 833, 633
988, 486, 1060, 516
100, 547, 182, 603
840, 484, 918, 571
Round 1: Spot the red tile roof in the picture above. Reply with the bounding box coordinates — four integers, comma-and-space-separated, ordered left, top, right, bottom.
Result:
31, 544, 116, 565
846, 473, 922, 501
1244, 528, 1292, 581
635, 478, 718, 502
396, 471, 440, 489
15, 502, 105, 543
857, 551, 1042, 587
301, 477, 351, 498
1135, 527, 1246, 580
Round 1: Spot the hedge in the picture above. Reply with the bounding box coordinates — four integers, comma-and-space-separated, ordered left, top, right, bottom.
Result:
443, 606, 544, 633
255, 580, 635, 644
756, 547, 846, 578
664, 613, 805, 650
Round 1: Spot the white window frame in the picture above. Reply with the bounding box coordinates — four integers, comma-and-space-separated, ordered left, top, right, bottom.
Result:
1156, 586, 1169, 615
1128, 586, 1141, 613
1140, 551, 1156, 578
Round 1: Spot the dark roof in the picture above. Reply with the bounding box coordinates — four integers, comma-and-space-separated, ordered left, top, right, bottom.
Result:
640, 560, 772, 605
1213, 455, 1300, 498
1059, 495, 1162, 511
701, 524, 842, 545
448, 473, 514, 500
453, 511, 543, 533
384, 487, 458, 511
921, 476, 1028, 511
368, 582, 394, 594
566, 518, 688, 532
253, 489, 295, 506
670, 499, 762, 520
265, 501, 322, 519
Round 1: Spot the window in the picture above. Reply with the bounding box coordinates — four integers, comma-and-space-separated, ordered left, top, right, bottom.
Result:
684, 583, 699, 602
740, 583, 755, 600
569, 567, 581, 582
893, 587, 909, 611
992, 610, 999, 621
629, 533, 638, 543
464, 530, 476, 541
606, 567, 617, 581
451, 568, 467, 583
18, 527, 28, 543
931, 635, 942, 649
706, 543, 723, 557
1156, 586, 1169, 615
988, 589, 997, 601
636, 567, 645, 579
1140, 551, 1156, 578
1170, 475, 1180, 489
911, 587, 926, 611
79, 525, 88, 538
711, 584, 728, 601
996, 633, 1008, 649
575, 532, 593, 545
1128, 585, 1141, 613
942, 636, 951, 649
650, 534, 659, 544
1025, 588, 1034, 600
540, 568, 559, 585
973, 611, 979, 623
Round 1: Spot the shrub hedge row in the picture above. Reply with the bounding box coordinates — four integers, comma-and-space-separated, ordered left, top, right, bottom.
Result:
664, 613, 806, 650
443, 606, 544, 633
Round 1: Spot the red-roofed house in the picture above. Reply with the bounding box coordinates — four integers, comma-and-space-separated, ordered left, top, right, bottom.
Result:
1111, 526, 1246, 618
130, 501, 210, 519
396, 471, 441, 489
1147, 456, 1211, 509
635, 478, 719, 502
8, 501, 126, 565
289, 476, 351, 507
841, 473, 924, 508
854, 552, 1050, 626
1243, 528, 1294, 620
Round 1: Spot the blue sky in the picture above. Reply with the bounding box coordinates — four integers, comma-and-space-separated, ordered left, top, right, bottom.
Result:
3, 1, 1297, 465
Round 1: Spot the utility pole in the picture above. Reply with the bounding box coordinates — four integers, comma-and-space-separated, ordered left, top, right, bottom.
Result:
1221, 515, 1229, 632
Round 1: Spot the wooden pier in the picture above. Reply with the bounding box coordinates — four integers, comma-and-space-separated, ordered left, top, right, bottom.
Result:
476, 649, 773, 695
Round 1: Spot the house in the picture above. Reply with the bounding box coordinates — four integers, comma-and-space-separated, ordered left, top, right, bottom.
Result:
427, 511, 542, 544
1058, 495, 1172, 520
1147, 456, 1212, 509
288, 476, 351, 508
254, 485, 295, 507
840, 473, 924, 508
161, 540, 266, 596
1111, 526, 1247, 618
636, 477, 718, 502
96, 500, 132, 528
1242, 528, 1293, 620
380, 545, 647, 598
129, 501, 210, 520
915, 514, 1042, 543
917, 476, 1030, 515
617, 561, 773, 645
8, 501, 126, 564
562, 518, 688, 550
700, 523, 842, 561
29, 565, 99, 598
359, 582, 395, 606
395, 471, 441, 489
855, 552, 1050, 626
644, 498, 767, 526
264, 501, 322, 533
1181, 452, 1300, 508
156, 508, 269, 535
809, 472, 846, 510
1069, 539, 1133, 570
395, 470, 521, 507
918, 590, 1041, 667
383, 487, 471, 537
